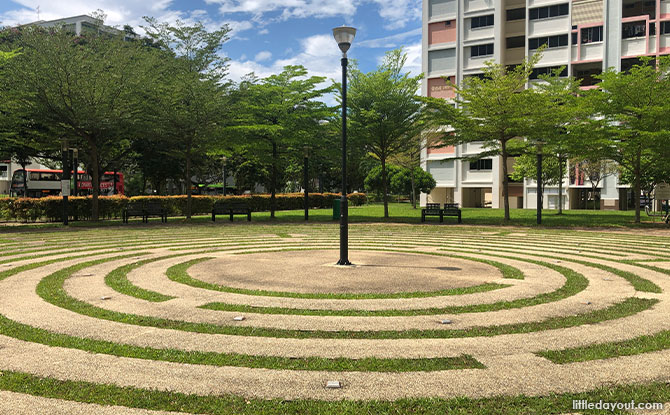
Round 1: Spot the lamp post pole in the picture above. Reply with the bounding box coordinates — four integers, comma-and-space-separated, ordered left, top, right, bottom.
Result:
61, 140, 70, 226
304, 146, 310, 221
333, 26, 356, 266
222, 156, 227, 197
537, 143, 543, 225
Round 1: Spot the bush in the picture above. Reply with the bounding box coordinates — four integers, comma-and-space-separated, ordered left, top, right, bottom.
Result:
0, 193, 367, 222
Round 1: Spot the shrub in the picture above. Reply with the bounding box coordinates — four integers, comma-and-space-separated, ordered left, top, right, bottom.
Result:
0, 193, 367, 222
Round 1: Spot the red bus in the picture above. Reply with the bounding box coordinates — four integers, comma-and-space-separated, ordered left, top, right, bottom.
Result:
10, 169, 124, 198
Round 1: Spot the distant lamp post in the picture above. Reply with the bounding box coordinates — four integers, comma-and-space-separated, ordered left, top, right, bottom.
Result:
71, 149, 78, 197
333, 25, 356, 266
536, 141, 545, 225
304, 146, 311, 221
222, 156, 227, 196
61, 139, 70, 226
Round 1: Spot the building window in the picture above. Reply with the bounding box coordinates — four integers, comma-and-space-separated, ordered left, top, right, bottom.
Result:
662, 21, 670, 35
469, 159, 493, 171
529, 34, 569, 50
470, 43, 494, 57
529, 4, 569, 20
572, 32, 578, 44
506, 36, 525, 49
0, 165, 7, 180
530, 66, 568, 79
622, 22, 647, 39
471, 14, 494, 29
506, 8, 525, 21
581, 26, 603, 43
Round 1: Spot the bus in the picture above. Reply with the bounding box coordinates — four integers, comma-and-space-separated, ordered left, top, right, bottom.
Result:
10, 169, 124, 198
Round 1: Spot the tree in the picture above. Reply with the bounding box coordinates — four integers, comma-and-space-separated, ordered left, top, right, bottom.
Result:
143, 18, 231, 219
229, 67, 333, 218
348, 49, 424, 218
587, 56, 670, 222
5, 24, 154, 219
522, 68, 583, 214
390, 166, 436, 203
570, 158, 617, 210
510, 153, 564, 207
425, 52, 542, 222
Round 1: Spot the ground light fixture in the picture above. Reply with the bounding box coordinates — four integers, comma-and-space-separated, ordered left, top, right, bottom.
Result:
332, 25, 356, 266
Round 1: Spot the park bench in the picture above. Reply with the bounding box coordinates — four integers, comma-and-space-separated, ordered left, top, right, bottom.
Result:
421, 203, 444, 223
443, 203, 462, 224
212, 199, 252, 222
123, 200, 167, 224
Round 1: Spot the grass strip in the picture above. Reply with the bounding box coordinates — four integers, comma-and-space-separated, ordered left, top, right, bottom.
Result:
0, 314, 482, 372
197, 250, 586, 316
104, 258, 176, 302
36, 256, 655, 339
167, 257, 514, 300
439, 247, 662, 293
1, 370, 669, 415
539, 330, 670, 364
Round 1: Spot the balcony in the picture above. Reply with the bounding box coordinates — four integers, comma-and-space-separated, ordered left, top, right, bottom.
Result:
621, 36, 647, 56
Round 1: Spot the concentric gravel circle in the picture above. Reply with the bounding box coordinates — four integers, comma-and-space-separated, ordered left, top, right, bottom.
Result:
0, 223, 669, 410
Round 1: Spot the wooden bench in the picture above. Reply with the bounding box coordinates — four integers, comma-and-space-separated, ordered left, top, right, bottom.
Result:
212, 200, 251, 222
123, 200, 167, 224
421, 203, 444, 223
443, 203, 462, 224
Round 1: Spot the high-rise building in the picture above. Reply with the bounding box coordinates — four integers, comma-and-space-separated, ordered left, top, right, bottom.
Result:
421, 0, 670, 210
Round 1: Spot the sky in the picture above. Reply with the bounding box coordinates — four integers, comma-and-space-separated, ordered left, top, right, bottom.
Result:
0, 0, 422, 85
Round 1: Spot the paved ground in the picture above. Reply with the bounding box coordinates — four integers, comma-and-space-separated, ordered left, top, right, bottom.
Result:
0, 223, 669, 413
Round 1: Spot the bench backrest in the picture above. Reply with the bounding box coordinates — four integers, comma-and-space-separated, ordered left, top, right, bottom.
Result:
214, 199, 250, 212
426, 203, 441, 210
144, 200, 165, 212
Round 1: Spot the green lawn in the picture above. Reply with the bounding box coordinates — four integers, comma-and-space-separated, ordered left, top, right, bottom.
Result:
39, 202, 667, 229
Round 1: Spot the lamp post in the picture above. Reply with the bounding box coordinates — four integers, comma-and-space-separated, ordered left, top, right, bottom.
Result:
72, 149, 78, 197
304, 146, 311, 221
61, 139, 70, 226
222, 156, 227, 196
536, 141, 544, 225
333, 25, 356, 266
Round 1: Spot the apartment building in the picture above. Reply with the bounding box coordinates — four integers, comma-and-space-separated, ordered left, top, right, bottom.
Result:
421, 0, 670, 210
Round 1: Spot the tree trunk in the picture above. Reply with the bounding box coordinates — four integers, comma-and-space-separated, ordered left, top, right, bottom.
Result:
89, 139, 100, 221
186, 144, 192, 219
557, 155, 564, 215
20, 161, 28, 197
410, 170, 417, 209
634, 148, 642, 223
501, 139, 510, 222
381, 157, 389, 218
271, 141, 277, 219
593, 185, 598, 211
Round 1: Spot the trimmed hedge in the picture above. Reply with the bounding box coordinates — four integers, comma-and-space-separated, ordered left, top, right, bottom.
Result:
0, 193, 367, 222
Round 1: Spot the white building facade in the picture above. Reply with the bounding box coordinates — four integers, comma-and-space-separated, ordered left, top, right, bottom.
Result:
421, 0, 670, 210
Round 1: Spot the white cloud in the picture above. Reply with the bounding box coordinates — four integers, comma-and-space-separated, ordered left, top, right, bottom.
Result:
255, 51, 272, 62
402, 42, 422, 77
370, 0, 421, 29
356, 27, 421, 49
205, 0, 357, 21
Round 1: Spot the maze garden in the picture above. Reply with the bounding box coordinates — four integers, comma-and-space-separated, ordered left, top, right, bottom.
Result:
0, 223, 670, 414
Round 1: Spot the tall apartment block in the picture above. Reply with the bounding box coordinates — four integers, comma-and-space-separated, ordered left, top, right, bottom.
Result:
421, 0, 670, 210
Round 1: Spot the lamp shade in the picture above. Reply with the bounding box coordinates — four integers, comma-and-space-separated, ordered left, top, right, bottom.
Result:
332, 26, 356, 54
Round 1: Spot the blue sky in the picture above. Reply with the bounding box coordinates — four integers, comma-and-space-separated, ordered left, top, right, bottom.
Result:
0, 0, 422, 83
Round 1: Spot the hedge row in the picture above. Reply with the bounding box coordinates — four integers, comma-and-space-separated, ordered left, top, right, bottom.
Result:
0, 193, 367, 222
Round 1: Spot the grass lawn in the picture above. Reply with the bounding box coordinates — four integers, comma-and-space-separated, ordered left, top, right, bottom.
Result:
27, 202, 666, 229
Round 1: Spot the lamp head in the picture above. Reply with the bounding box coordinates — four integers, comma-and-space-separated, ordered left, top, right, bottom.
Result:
332, 26, 356, 55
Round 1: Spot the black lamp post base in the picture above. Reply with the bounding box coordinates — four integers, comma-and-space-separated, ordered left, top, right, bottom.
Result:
336, 259, 353, 266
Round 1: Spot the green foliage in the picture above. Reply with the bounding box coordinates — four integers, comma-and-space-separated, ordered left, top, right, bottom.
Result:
586, 56, 670, 222
365, 164, 436, 202
425, 51, 543, 221
228, 66, 334, 216
348, 49, 424, 218
510, 153, 564, 189
0, 193, 367, 222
